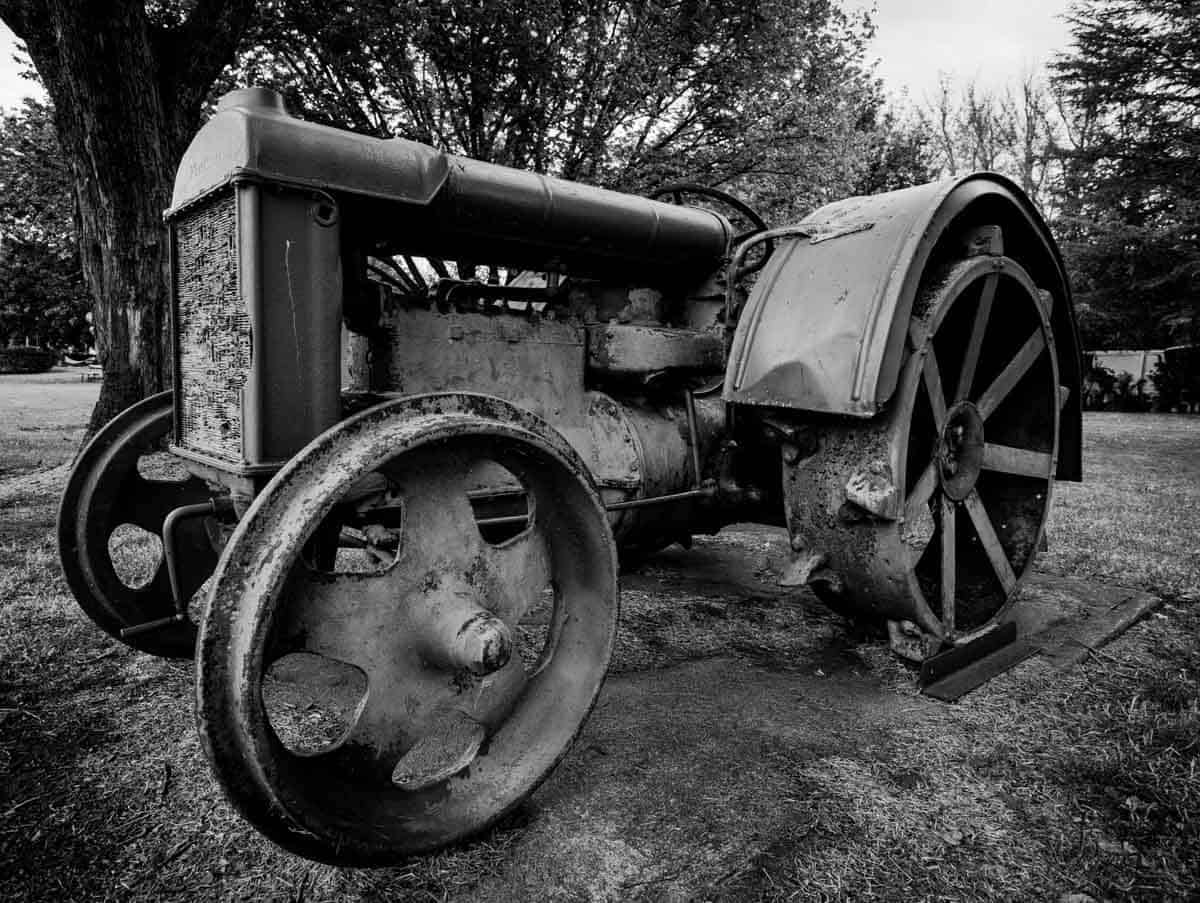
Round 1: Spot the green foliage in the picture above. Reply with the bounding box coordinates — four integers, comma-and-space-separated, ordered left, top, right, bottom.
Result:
855, 105, 938, 196
1052, 0, 1200, 348
230, 0, 895, 223
0, 344, 56, 372
0, 99, 90, 349
0, 99, 69, 243
1150, 347, 1200, 413
0, 240, 90, 349
1081, 363, 1151, 412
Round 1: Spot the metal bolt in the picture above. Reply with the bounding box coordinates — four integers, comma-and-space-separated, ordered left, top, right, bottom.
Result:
449, 612, 513, 676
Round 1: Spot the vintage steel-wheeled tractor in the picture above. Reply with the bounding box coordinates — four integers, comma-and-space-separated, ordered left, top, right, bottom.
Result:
58, 88, 1082, 863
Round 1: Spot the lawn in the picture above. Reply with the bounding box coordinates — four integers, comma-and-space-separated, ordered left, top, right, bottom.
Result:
0, 378, 1197, 901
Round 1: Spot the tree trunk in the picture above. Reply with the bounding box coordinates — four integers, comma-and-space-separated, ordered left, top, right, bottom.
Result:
0, 0, 255, 433
13, 3, 176, 430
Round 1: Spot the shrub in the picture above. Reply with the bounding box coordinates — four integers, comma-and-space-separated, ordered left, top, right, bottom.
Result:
0, 345, 57, 373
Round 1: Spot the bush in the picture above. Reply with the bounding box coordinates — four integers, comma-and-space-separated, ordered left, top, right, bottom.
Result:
1082, 364, 1151, 411
1151, 347, 1200, 413
0, 345, 57, 373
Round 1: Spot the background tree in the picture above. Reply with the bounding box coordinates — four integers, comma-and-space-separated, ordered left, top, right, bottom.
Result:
922, 73, 1064, 214
1052, 0, 1199, 349
233, 0, 889, 223
854, 102, 938, 195
0, 0, 255, 430
0, 98, 89, 349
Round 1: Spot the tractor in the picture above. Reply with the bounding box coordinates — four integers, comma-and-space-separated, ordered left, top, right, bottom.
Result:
58, 87, 1081, 863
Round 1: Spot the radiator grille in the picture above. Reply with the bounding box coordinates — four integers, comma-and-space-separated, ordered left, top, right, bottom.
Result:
173, 189, 250, 463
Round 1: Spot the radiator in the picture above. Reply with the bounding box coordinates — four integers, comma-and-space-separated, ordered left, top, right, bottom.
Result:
172, 189, 250, 464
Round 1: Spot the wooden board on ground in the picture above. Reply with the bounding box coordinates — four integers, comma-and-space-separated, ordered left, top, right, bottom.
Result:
922, 573, 1160, 701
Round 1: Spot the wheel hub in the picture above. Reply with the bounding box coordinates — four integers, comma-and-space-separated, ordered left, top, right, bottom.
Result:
937, 401, 984, 501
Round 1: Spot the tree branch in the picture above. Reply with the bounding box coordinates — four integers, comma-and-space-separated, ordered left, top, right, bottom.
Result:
158, 0, 257, 146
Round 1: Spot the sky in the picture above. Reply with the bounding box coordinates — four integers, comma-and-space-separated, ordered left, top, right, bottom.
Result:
858, 0, 1075, 102
0, 2, 1076, 113
0, 22, 36, 111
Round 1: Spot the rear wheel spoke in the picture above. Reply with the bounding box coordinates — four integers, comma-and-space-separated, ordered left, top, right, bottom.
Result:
124, 477, 207, 534
976, 331, 1047, 419
324, 674, 424, 783
941, 495, 956, 636
923, 351, 948, 428
393, 465, 486, 569
963, 490, 1017, 594
954, 272, 997, 402
982, 443, 1053, 478
905, 462, 939, 524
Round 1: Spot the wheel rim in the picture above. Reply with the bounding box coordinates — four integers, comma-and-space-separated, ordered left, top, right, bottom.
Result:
57, 392, 217, 658
897, 256, 1059, 640
197, 394, 618, 864
783, 254, 1060, 652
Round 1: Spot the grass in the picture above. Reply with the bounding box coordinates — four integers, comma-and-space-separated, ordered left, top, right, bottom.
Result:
0, 378, 1197, 902
0, 369, 97, 482
1039, 414, 1200, 598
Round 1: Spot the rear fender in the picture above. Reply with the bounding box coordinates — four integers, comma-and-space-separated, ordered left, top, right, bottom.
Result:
723, 172, 1082, 480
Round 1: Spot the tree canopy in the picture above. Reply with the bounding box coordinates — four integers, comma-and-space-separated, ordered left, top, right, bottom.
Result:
922, 74, 1062, 215
1051, 0, 1199, 348
233, 0, 890, 222
0, 98, 89, 349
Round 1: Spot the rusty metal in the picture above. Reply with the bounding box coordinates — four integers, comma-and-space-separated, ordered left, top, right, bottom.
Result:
684, 388, 702, 485
57, 392, 220, 657
170, 180, 343, 473
649, 182, 772, 278
58, 87, 1089, 864
780, 244, 1061, 657
722, 173, 1083, 483
587, 324, 724, 375
723, 225, 814, 342
195, 393, 618, 863
171, 89, 731, 283
122, 497, 237, 640
605, 488, 715, 510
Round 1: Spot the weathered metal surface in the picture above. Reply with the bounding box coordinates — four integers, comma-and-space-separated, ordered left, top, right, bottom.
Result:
196, 392, 618, 863
723, 172, 1082, 483
56, 392, 218, 658
172, 188, 247, 463
587, 324, 724, 375
355, 302, 722, 550
918, 621, 1023, 701
171, 88, 730, 282
170, 181, 342, 472
369, 305, 586, 421
781, 250, 1060, 656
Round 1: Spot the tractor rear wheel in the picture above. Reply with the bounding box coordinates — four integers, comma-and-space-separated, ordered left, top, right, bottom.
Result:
784, 252, 1061, 658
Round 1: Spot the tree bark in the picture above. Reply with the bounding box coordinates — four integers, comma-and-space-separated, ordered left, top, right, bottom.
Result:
0, 0, 254, 432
